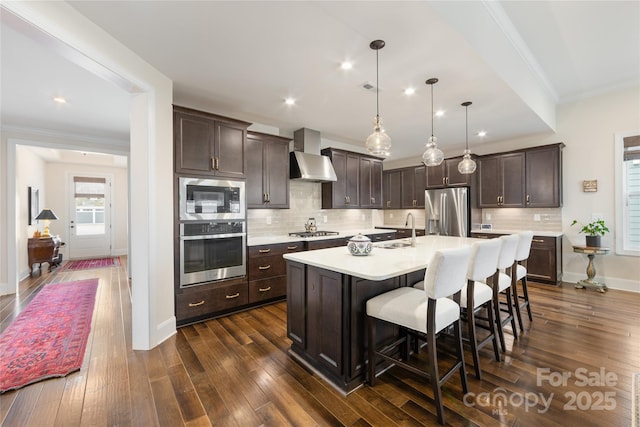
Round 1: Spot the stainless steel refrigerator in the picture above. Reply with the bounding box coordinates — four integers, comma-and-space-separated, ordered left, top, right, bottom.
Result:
425, 187, 470, 237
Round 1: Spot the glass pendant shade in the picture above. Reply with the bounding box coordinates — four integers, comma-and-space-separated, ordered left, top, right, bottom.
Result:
365, 40, 391, 157
457, 101, 477, 174
422, 136, 444, 166
422, 78, 444, 166
458, 149, 477, 174
366, 116, 391, 157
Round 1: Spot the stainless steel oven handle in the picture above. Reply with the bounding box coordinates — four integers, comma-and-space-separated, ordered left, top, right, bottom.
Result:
180, 232, 246, 240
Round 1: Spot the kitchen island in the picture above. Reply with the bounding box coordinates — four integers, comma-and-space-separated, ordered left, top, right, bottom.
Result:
283, 235, 478, 393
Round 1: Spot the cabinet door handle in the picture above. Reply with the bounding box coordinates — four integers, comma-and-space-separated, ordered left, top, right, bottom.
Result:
211, 157, 215, 170
215, 157, 220, 170
258, 249, 271, 253
258, 286, 272, 292
226, 293, 240, 299
287, 246, 298, 250
188, 300, 205, 307
345, 196, 348, 204
532, 239, 545, 243
526, 194, 530, 205
258, 264, 271, 270
371, 197, 375, 204
263, 193, 268, 202
445, 177, 449, 185
443, 177, 446, 185
386, 201, 391, 208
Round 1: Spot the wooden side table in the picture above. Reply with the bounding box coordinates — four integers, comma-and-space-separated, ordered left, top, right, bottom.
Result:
28, 236, 62, 275
572, 245, 610, 292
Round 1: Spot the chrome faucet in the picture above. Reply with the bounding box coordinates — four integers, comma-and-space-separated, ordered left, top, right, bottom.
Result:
405, 213, 416, 247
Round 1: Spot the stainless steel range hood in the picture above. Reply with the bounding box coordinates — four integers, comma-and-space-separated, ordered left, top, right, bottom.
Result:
290, 128, 337, 182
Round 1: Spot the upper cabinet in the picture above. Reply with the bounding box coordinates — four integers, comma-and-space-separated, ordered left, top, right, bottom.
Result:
359, 157, 383, 209
478, 152, 526, 208
246, 132, 291, 209
174, 106, 250, 178
525, 144, 563, 208
321, 149, 383, 209
425, 157, 473, 188
478, 143, 564, 208
383, 170, 402, 209
401, 165, 426, 209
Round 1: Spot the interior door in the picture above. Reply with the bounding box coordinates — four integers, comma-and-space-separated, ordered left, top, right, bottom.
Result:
68, 175, 112, 259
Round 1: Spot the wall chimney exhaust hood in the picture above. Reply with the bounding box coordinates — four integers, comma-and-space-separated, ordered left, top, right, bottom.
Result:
290, 128, 337, 182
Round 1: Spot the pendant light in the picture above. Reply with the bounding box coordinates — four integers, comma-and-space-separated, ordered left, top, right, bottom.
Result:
457, 101, 477, 174
365, 40, 391, 157
422, 78, 444, 166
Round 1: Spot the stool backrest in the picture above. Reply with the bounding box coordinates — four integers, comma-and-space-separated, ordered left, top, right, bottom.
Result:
424, 246, 472, 299
497, 234, 519, 270
515, 231, 534, 262
467, 238, 502, 281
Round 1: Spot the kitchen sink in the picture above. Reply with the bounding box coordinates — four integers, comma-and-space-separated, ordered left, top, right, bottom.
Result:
377, 241, 413, 249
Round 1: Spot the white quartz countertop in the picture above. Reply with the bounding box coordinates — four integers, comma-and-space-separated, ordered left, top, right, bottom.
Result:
470, 229, 563, 237
282, 235, 480, 281
247, 228, 395, 247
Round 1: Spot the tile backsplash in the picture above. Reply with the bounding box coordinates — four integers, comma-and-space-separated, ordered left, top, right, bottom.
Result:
247, 181, 375, 236
480, 208, 562, 231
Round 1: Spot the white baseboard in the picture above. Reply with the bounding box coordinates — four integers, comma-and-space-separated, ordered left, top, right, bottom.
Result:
562, 272, 640, 293
156, 316, 177, 346
0, 282, 14, 296
112, 248, 128, 256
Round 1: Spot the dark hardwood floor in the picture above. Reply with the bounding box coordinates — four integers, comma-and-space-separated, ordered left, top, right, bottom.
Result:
1, 260, 638, 426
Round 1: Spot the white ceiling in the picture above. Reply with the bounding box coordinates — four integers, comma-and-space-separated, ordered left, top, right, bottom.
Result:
1, 1, 638, 164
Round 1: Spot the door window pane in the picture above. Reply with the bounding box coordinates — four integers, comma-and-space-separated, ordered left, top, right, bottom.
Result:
74, 178, 106, 236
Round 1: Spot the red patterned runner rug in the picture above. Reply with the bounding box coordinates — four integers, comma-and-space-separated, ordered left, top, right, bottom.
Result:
0, 278, 99, 393
59, 256, 120, 272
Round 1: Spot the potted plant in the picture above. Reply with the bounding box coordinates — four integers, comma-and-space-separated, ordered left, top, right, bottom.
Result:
571, 219, 609, 247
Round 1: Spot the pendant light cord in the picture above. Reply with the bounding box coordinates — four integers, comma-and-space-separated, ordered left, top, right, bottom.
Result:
465, 104, 469, 150
376, 49, 380, 120
430, 84, 434, 138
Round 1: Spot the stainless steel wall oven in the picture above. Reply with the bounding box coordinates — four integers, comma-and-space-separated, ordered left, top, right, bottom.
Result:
179, 221, 246, 287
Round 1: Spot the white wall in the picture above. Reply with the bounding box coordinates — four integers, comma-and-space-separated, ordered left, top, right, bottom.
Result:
15, 146, 47, 278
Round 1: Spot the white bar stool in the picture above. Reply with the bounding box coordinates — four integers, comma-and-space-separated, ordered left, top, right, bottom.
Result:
494, 234, 520, 352
366, 246, 471, 425
513, 231, 534, 331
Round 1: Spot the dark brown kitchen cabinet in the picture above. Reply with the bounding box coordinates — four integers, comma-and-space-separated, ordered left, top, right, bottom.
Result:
322, 149, 383, 209
401, 165, 426, 208
174, 106, 250, 178
527, 236, 562, 284
426, 157, 474, 188
175, 276, 249, 326
383, 170, 402, 209
525, 144, 564, 208
360, 157, 383, 208
478, 153, 525, 208
248, 242, 303, 304
246, 132, 291, 208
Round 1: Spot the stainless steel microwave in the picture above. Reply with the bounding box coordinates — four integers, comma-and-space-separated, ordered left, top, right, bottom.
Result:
179, 177, 245, 221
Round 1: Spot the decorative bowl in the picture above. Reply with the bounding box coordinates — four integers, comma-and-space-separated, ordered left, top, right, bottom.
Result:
347, 233, 372, 256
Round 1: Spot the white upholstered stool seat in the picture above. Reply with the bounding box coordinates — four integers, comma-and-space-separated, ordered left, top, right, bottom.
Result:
366, 287, 460, 334
367, 246, 472, 425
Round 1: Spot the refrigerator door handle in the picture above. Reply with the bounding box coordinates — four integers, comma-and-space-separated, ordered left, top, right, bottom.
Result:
440, 192, 447, 235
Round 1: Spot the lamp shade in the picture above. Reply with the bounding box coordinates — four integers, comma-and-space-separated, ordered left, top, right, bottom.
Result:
35, 209, 58, 221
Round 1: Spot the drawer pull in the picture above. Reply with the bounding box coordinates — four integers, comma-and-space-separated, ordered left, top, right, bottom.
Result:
533, 239, 545, 243
287, 246, 298, 250
258, 265, 272, 270
476, 235, 489, 239
258, 249, 271, 254
226, 293, 240, 299
188, 300, 205, 307
259, 286, 272, 292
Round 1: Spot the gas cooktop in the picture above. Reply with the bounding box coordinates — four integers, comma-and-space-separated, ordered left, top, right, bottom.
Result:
288, 231, 339, 238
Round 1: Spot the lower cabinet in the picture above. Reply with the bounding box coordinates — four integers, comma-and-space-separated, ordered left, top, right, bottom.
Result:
175, 278, 249, 325
248, 241, 304, 303
470, 232, 562, 285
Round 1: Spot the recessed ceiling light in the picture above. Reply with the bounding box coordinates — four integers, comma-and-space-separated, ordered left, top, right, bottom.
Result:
435, 110, 445, 117
404, 87, 415, 96
285, 97, 296, 106
478, 131, 487, 137
53, 96, 67, 104
340, 61, 353, 70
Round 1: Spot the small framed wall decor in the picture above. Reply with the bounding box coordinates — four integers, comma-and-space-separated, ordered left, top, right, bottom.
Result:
583, 180, 597, 192
28, 186, 39, 225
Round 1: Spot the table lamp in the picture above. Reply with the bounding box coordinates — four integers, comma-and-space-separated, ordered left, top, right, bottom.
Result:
35, 208, 58, 237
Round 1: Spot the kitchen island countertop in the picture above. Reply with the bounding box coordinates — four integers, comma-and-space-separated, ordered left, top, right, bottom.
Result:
283, 235, 479, 281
